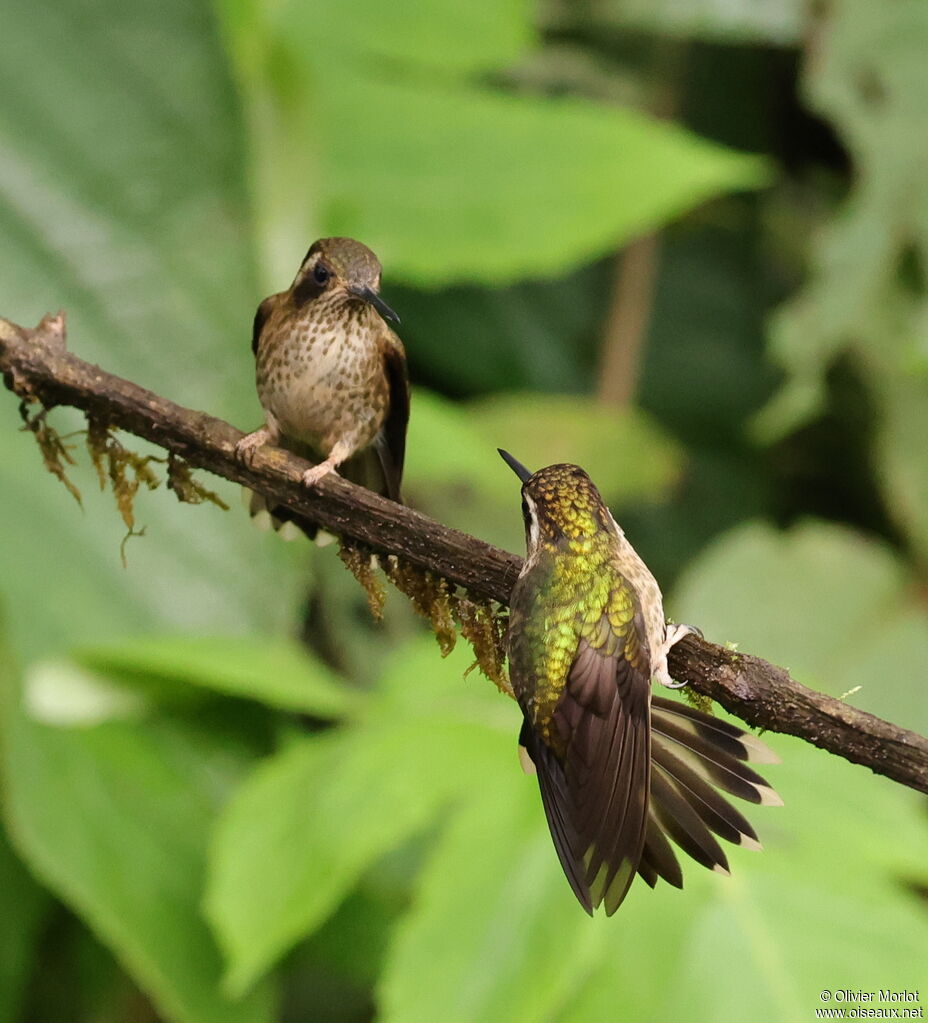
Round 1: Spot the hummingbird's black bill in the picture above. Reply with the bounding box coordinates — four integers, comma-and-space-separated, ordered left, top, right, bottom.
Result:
350, 285, 400, 325
498, 448, 533, 483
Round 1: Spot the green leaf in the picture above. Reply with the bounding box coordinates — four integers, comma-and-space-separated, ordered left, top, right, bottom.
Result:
378, 768, 612, 1023
2, 699, 276, 1023
275, 0, 531, 74
206, 730, 471, 997
671, 520, 928, 734
314, 72, 768, 285
223, 0, 766, 287
75, 634, 355, 717
758, 0, 928, 420
555, 882, 719, 1023
0, 0, 308, 663
205, 641, 510, 997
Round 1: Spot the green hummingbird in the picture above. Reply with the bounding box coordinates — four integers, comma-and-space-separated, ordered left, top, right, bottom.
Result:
236, 238, 409, 532
500, 451, 781, 915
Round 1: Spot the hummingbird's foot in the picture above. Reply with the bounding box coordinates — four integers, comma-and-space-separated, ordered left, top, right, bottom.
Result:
654, 623, 702, 689
301, 458, 341, 488
666, 622, 703, 645
235, 426, 274, 466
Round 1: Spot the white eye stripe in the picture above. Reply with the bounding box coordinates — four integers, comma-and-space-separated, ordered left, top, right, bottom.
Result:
523, 493, 540, 552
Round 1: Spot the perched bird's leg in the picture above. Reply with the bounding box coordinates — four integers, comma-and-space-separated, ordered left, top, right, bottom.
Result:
234, 419, 280, 466
301, 439, 352, 488
655, 623, 702, 689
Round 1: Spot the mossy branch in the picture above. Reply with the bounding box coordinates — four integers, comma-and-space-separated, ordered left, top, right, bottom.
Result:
2, 312, 928, 795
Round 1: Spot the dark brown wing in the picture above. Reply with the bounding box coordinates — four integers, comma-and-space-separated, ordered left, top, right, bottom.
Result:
637, 695, 781, 888
251, 296, 276, 356
518, 629, 652, 916
372, 331, 409, 502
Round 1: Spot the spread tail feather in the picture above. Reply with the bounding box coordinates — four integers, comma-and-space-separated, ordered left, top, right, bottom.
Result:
639, 696, 780, 888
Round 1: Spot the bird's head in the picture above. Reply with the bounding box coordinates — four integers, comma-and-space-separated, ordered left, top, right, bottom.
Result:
499, 450, 614, 555
292, 237, 400, 324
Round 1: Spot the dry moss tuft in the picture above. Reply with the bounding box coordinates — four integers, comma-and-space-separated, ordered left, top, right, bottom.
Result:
352, 549, 512, 696
167, 452, 229, 510
19, 402, 82, 505
86, 416, 161, 531
384, 558, 457, 656
452, 596, 512, 698
337, 540, 386, 621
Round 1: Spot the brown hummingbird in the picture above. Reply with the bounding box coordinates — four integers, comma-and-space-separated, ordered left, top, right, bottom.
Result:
500, 451, 781, 915
236, 238, 409, 521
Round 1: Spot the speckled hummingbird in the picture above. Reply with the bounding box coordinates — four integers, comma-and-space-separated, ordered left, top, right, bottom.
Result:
236, 238, 409, 526
500, 451, 781, 916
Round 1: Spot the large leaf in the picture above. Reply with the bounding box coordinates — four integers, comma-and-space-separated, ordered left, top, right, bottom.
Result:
671, 520, 928, 734
378, 768, 614, 1023
205, 640, 513, 997
220, 0, 767, 287
2, 693, 276, 1023
74, 634, 355, 717
313, 72, 767, 285
275, 0, 530, 74
0, 0, 308, 663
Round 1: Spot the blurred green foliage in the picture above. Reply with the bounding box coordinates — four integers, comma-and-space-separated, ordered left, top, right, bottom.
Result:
1, 0, 927, 1020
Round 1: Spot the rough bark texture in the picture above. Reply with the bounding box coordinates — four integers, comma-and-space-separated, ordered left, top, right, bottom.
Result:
3, 313, 927, 795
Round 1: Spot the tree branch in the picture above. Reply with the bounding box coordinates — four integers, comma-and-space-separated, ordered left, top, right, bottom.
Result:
3, 313, 927, 795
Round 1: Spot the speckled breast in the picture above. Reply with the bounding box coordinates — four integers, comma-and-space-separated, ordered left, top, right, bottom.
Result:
256, 302, 388, 455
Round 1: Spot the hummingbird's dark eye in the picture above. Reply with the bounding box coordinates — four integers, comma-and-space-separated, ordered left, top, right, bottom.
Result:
313, 263, 330, 285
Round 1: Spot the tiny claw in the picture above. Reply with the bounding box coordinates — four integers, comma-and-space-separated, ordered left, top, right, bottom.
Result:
235, 427, 272, 467
301, 460, 339, 488
666, 622, 702, 644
